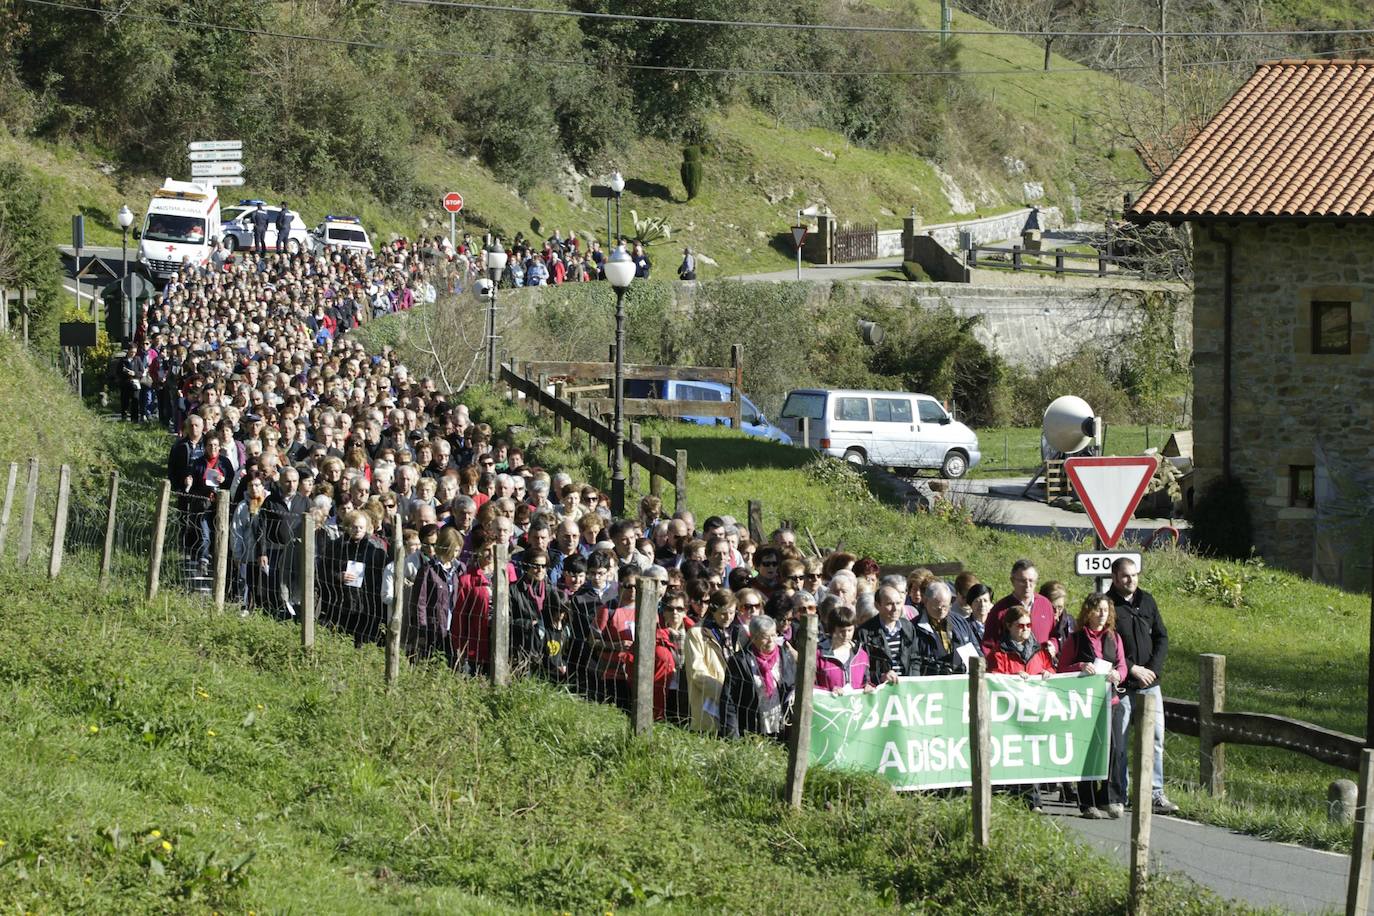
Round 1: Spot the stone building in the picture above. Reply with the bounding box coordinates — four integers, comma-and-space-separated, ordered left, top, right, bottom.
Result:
1130, 59, 1374, 589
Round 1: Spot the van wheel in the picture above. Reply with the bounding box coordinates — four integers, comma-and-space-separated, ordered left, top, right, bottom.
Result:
287, 238, 301, 255
843, 448, 867, 467
940, 450, 969, 479
222, 234, 238, 252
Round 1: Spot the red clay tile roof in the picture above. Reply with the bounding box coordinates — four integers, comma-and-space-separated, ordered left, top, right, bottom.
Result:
1130, 60, 1374, 222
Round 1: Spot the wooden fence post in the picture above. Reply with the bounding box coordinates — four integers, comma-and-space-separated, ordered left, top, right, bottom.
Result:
47, 464, 70, 580
785, 613, 819, 809
748, 500, 764, 545
385, 513, 406, 687
674, 449, 688, 513
300, 513, 316, 650
0, 461, 18, 564
969, 655, 992, 848
1199, 653, 1226, 797
146, 480, 171, 602
1129, 695, 1157, 916
212, 490, 230, 613
491, 544, 511, 687
631, 578, 661, 737
17, 457, 39, 567
730, 343, 744, 429
1346, 748, 1374, 916
553, 382, 566, 438
99, 471, 118, 589
650, 436, 663, 498
629, 423, 642, 494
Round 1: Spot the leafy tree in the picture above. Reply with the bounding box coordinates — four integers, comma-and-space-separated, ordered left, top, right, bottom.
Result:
0, 160, 62, 348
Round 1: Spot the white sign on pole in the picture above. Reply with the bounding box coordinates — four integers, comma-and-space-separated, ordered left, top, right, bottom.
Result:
1075, 551, 1142, 577
1063, 456, 1159, 549
191, 161, 244, 178
200, 176, 245, 187
187, 140, 243, 152
188, 149, 244, 162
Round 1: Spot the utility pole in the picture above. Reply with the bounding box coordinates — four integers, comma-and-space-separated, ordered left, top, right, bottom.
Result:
940, 0, 951, 48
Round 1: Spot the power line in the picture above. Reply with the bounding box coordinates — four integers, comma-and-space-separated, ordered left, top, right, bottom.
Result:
14, 0, 1345, 80
388, 0, 1374, 42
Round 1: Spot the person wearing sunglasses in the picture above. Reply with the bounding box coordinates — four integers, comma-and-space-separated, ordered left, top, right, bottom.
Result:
987, 606, 1056, 814
751, 546, 783, 597
598, 567, 642, 710
683, 588, 745, 734
510, 548, 553, 670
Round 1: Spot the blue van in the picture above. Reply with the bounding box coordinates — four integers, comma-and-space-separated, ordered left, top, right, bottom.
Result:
624, 379, 793, 444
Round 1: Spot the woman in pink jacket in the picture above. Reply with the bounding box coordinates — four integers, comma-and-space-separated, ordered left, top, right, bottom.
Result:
815, 605, 875, 692
1057, 592, 1128, 819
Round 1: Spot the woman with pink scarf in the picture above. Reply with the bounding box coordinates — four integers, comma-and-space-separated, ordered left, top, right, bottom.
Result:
720, 616, 797, 740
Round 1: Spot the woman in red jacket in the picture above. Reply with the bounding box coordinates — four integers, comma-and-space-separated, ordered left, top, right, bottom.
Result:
1058, 593, 1129, 819
986, 607, 1054, 813
450, 544, 495, 676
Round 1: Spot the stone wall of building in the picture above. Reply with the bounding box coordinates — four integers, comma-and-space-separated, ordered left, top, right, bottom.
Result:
1192, 223, 1374, 588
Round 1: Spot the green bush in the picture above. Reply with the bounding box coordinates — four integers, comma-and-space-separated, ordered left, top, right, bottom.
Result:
901, 260, 931, 281
1006, 347, 1132, 427
1188, 476, 1255, 560
680, 145, 703, 201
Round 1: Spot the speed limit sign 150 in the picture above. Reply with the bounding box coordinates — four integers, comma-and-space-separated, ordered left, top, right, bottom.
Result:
1075, 551, 1142, 577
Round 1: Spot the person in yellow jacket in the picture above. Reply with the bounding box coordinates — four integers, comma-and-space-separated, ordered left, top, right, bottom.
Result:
683, 589, 746, 734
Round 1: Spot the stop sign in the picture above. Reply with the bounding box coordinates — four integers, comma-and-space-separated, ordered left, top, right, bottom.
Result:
442, 192, 464, 213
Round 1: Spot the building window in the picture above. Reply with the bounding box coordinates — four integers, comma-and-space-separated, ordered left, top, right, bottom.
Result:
1312, 301, 1352, 354
1289, 465, 1315, 508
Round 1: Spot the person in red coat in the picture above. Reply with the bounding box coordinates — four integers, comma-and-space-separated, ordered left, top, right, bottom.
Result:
982, 558, 1059, 657
1057, 592, 1129, 818
986, 607, 1055, 812
450, 544, 495, 676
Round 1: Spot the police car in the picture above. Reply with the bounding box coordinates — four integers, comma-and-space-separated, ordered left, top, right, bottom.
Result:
219, 200, 309, 254
307, 215, 375, 256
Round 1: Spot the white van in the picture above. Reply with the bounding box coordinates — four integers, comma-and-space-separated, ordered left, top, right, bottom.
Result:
779, 388, 981, 478
137, 178, 222, 279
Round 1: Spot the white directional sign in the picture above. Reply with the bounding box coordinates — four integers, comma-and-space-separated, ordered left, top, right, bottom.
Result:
187, 140, 242, 152
200, 176, 245, 187
1063, 456, 1159, 549
188, 149, 243, 162
1075, 551, 1142, 577
191, 161, 244, 177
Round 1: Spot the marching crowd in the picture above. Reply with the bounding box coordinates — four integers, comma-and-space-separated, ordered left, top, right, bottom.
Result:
140, 234, 1175, 821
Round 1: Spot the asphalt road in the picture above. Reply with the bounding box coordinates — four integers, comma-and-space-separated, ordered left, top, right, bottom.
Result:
1042, 797, 1348, 913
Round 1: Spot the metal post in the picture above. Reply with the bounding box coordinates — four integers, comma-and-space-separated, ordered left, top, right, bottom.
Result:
491, 544, 511, 687
1129, 696, 1157, 915
785, 613, 819, 809
121, 225, 129, 337
486, 282, 497, 385
99, 471, 118, 589
449, 211, 455, 252
146, 480, 171, 602
0, 461, 18, 564
212, 489, 230, 612
796, 240, 802, 280
300, 513, 316, 650
969, 655, 992, 848
631, 578, 660, 737
611, 286, 627, 517
606, 197, 612, 249
17, 457, 39, 567
47, 464, 70, 580
385, 513, 405, 686
614, 192, 622, 244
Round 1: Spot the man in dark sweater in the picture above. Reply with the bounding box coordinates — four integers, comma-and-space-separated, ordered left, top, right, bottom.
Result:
1108, 556, 1178, 815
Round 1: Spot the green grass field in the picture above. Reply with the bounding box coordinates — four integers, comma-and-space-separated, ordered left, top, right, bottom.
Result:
969, 424, 1177, 477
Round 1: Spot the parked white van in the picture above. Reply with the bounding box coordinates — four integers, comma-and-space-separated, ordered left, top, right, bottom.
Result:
137, 178, 221, 279
778, 388, 981, 478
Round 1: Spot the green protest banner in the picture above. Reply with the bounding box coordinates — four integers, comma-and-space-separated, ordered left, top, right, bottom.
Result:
809, 674, 1111, 791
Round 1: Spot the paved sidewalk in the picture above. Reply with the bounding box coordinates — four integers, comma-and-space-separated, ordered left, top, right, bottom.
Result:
1042, 798, 1348, 913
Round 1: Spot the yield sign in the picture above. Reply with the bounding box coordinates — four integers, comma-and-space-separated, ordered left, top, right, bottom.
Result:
792, 225, 807, 248
1063, 456, 1159, 548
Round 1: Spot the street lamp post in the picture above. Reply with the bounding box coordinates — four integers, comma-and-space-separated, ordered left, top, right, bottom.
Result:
484, 242, 508, 384
117, 205, 134, 339
604, 245, 635, 516
610, 171, 625, 245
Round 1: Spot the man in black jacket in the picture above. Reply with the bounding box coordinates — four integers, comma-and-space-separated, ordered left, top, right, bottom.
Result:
1109, 557, 1178, 815
249, 203, 271, 257
275, 202, 293, 253
858, 585, 918, 681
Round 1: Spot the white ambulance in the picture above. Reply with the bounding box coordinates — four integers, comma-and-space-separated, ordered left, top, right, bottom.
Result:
137, 178, 221, 279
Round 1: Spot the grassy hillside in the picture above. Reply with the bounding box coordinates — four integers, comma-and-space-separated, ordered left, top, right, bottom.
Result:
0, 563, 1235, 913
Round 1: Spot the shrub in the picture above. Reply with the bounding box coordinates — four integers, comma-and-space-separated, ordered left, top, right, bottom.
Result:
901, 260, 931, 282
680, 145, 703, 201
1188, 476, 1255, 561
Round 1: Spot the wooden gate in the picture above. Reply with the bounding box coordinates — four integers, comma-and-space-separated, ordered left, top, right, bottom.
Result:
834, 222, 878, 262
